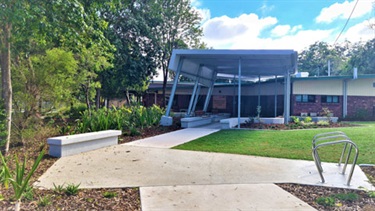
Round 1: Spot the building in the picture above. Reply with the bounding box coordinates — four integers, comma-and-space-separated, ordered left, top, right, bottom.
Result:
145, 74, 375, 120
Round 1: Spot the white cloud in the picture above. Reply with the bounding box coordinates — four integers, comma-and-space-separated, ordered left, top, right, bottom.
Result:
195, 8, 211, 23
341, 18, 375, 42
194, 2, 374, 52
230, 29, 334, 51
190, 0, 202, 7
202, 13, 277, 45
271, 25, 291, 37
201, 12, 335, 51
316, 0, 373, 23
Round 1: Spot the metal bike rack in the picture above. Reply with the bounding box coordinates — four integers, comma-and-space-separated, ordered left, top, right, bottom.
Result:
312, 131, 359, 186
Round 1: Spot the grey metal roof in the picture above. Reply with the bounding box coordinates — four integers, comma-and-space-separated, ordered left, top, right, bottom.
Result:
168, 49, 298, 86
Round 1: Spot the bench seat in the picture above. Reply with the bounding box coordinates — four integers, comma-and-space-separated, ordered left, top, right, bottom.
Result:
48, 130, 121, 157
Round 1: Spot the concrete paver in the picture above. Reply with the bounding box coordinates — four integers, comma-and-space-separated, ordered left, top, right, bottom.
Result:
125, 128, 219, 148
35, 145, 373, 190
140, 184, 315, 211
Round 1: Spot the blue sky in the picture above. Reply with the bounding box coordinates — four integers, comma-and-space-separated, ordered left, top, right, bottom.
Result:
191, 0, 375, 51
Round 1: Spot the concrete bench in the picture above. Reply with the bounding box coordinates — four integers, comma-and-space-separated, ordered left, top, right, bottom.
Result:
220, 118, 248, 129
47, 130, 122, 157
181, 117, 213, 128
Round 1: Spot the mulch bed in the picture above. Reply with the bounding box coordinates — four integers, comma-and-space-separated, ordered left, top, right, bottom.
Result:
1, 122, 374, 210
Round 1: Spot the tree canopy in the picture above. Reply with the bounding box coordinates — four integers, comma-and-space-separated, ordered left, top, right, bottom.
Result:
298, 39, 375, 76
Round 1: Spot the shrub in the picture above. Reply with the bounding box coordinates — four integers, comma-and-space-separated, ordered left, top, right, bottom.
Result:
0, 151, 44, 211
332, 193, 359, 202
304, 116, 312, 123
75, 105, 164, 133
316, 196, 335, 206
291, 116, 300, 124
38, 195, 52, 207
103, 191, 118, 198
317, 120, 330, 126
65, 183, 80, 196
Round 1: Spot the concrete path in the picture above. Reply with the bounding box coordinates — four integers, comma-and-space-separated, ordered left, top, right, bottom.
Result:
125, 128, 219, 148
35, 128, 374, 210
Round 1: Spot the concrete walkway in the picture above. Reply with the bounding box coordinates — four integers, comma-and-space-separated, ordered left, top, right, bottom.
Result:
35, 128, 374, 210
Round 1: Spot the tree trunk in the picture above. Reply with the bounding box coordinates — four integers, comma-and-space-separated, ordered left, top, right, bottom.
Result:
0, 23, 13, 154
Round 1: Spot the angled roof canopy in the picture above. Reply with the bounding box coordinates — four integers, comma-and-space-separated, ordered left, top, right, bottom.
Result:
168, 49, 298, 86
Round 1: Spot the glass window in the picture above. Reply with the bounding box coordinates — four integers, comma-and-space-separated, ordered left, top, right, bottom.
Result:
296, 95, 315, 103
322, 96, 339, 103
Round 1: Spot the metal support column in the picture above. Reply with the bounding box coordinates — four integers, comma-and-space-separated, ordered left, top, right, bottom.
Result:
343, 80, 348, 118
283, 73, 291, 123
187, 79, 199, 117
192, 85, 201, 114
237, 58, 242, 128
203, 72, 216, 112
258, 75, 261, 108
165, 58, 184, 116
274, 75, 278, 117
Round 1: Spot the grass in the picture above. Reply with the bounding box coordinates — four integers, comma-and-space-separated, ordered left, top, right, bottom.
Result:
173, 122, 375, 164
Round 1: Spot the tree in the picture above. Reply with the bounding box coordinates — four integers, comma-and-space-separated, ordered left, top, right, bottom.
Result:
13, 48, 78, 120
149, 0, 204, 107
345, 39, 375, 74
101, 0, 159, 101
76, 45, 112, 113
298, 41, 350, 76
0, 0, 24, 154
1, 0, 114, 153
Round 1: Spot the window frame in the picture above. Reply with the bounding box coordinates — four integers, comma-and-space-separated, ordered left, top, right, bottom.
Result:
321, 95, 339, 103
296, 95, 316, 103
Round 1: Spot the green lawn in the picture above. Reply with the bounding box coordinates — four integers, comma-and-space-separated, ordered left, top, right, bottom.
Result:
173, 122, 375, 164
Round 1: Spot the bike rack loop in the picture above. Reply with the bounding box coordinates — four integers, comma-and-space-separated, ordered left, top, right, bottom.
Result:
311, 131, 359, 186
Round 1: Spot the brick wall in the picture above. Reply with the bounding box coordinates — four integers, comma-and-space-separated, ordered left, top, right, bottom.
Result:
292, 95, 375, 118
347, 96, 375, 118
292, 95, 343, 117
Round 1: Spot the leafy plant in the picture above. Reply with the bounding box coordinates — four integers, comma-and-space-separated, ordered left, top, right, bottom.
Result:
53, 183, 65, 194
65, 183, 80, 196
38, 195, 52, 207
316, 196, 335, 206
332, 193, 359, 202
291, 116, 300, 124
0, 150, 44, 211
368, 191, 375, 198
103, 191, 118, 198
317, 120, 329, 126
23, 185, 34, 200
304, 116, 312, 123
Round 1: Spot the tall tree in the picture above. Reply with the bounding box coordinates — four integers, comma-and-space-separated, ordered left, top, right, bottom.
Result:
0, 0, 114, 153
345, 39, 375, 74
150, 0, 204, 107
0, 0, 25, 154
101, 0, 159, 100
298, 41, 350, 76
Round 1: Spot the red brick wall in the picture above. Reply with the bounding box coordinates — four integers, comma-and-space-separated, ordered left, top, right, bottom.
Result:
292, 95, 343, 117
292, 95, 375, 118
347, 96, 375, 118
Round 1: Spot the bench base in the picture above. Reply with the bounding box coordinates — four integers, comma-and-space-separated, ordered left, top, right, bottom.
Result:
181, 117, 213, 128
